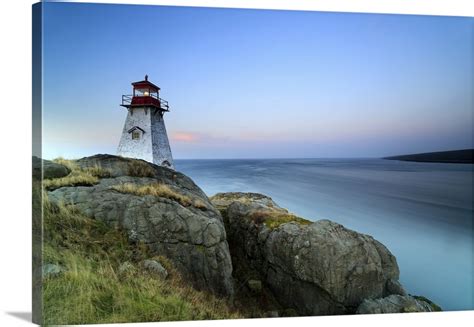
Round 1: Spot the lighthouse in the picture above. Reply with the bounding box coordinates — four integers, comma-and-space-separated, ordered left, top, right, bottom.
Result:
117, 75, 174, 169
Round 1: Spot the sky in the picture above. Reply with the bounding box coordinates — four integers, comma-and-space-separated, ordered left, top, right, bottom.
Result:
40, 2, 473, 159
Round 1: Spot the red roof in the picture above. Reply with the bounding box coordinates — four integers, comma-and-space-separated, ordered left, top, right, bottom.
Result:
131, 75, 160, 91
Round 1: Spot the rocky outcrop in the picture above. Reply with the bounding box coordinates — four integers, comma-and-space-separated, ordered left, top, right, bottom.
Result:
41, 155, 440, 316
47, 155, 233, 297
211, 192, 406, 315
33, 156, 71, 180
356, 295, 435, 314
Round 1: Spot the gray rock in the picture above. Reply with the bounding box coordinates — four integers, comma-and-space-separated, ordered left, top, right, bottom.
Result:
385, 279, 407, 296
33, 156, 71, 180
211, 192, 403, 316
143, 259, 168, 279
356, 294, 435, 314
211, 192, 286, 212
118, 261, 135, 277
47, 155, 233, 297
42, 263, 63, 278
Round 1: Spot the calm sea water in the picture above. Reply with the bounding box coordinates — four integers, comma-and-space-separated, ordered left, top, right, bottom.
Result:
175, 158, 473, 311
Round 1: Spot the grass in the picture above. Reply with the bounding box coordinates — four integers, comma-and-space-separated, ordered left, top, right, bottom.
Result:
41, 196, 241, 325
52, 157, 78, 171
192, 199, 208, 210
249, 210, 311, 229
110, 183, 207, 210
43, 158, 111, 190
127, 160, 156, 178
84, 165, 112, 178
43, 171, 99, 190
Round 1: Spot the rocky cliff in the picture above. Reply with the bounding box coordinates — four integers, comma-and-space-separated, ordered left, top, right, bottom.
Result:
46, 154, 233, 297
211, 192, 438, 315
40, 155, 439, 318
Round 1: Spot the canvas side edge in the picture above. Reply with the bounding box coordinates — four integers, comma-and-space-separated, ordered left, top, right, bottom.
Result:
32, 2, 43, 325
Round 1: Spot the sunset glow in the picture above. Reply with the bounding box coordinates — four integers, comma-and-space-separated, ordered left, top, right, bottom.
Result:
172, 132, 200, 142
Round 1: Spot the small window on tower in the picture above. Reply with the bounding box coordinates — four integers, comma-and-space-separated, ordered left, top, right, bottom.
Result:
132, 131, 140, 140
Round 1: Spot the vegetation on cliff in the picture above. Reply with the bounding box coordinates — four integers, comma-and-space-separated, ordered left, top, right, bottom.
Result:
110, 183, 207, 210
211, 192, 311, 229
248, 210, 311, 229
412, 295, 442, 312
41, 195, 241, 325
43, 158, 110, 190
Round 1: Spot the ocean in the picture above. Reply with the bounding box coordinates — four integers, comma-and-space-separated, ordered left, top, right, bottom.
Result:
175, 158, 473, 311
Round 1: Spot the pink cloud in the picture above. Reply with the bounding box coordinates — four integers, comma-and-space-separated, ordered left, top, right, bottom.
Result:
171, 132, 200, 142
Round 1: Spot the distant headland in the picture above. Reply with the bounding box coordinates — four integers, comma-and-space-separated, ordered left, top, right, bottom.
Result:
384, 149, 474, 164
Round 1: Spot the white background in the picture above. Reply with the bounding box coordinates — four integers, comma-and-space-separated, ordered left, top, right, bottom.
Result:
0, 0, 472, 326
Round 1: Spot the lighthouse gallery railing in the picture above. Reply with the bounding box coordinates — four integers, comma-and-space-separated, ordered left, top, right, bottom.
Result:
121, 94, 169, 111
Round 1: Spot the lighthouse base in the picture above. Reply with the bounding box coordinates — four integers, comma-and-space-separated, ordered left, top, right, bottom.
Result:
117, 107, 174, 169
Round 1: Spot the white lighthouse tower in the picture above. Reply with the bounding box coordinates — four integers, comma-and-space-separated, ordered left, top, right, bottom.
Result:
117, 75, 174, 169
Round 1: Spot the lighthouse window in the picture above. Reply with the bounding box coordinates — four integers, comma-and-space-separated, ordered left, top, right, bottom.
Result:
135, 89, 150, 97
132, 131, 141, 140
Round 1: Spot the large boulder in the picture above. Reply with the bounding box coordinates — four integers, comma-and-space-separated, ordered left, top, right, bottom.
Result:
356, 295, 436, 314
33, 156, 71, 180
211, 192, 405, 315
47, 155, 233, 297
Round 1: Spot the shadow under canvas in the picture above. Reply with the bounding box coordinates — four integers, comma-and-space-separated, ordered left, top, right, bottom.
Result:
6, 312, 32, 323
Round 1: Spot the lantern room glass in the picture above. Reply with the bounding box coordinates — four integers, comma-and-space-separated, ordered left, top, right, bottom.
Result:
134, 88, 159, 99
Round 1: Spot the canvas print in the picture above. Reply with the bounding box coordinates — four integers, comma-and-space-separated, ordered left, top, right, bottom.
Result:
32, 1, 474, 325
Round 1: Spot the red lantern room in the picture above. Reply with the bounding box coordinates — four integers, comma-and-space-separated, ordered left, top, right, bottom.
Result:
121, 75, 169, 112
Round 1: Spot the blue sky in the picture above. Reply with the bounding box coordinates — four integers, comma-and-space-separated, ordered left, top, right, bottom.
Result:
41, 2, 473, 159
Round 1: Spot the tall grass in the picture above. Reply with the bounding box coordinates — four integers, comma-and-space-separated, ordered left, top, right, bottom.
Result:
127, 160, 156, 178
110, 183, 207, 210
42, 197, 240, 324
43, 171, 99, 190
52, 157, 78, 171
43, 158, 111, 190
